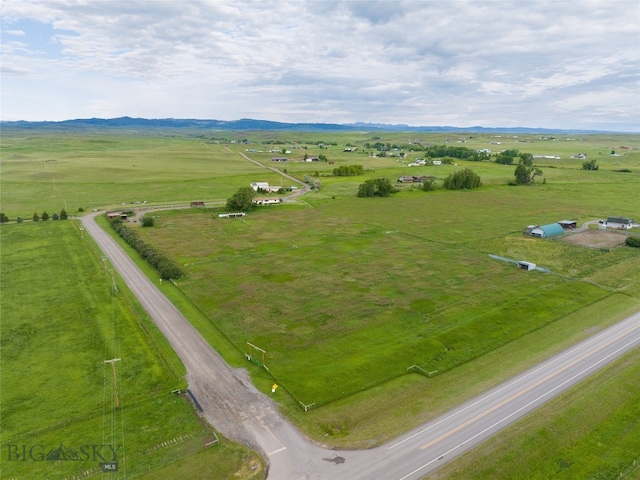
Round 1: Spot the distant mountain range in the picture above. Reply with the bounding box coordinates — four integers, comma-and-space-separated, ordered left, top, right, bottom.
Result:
0, 116, 619, 134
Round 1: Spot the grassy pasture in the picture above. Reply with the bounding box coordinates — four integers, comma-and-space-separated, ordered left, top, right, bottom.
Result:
2, 129, 639, 477
137, 185, 638, 410
0, 221, 261, 479
0, 131, 281, 216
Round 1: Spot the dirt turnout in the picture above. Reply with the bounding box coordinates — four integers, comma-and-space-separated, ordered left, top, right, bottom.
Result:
560, 229, 628, 249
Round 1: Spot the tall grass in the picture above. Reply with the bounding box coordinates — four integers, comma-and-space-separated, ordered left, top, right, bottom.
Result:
0, 221, 260, 479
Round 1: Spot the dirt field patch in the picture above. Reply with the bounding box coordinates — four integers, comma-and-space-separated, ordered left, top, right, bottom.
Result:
560, 230, 628, 249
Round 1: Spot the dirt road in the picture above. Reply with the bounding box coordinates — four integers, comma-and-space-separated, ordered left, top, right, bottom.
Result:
81, 212, 348, 479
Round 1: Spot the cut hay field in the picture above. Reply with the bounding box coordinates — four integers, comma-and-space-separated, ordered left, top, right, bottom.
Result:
0, 220, 262, 479
2, 128, 639, 476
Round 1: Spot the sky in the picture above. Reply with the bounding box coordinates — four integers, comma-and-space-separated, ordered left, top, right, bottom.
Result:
1, 0, 639, 131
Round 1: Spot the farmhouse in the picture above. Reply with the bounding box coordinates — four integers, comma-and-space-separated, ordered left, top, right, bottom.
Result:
605, 217, 634, 229
250, 182, 281, 193
527, 223, 565, 238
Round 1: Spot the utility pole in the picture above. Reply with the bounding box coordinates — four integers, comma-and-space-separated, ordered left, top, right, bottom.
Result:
104, 358, 121, 408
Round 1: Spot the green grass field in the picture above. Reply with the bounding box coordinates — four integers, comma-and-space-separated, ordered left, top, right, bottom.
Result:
0, 221, 262, 479
1, 128, 639, 478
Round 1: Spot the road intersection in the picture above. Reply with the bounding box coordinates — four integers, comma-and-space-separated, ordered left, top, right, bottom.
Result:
82, 211, 640, 479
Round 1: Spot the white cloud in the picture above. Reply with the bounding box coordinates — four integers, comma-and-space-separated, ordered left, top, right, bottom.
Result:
0, 0, 638, 131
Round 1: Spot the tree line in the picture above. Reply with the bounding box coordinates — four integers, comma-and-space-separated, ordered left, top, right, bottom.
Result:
0, 209, 69, 224
109, 218, 184, 280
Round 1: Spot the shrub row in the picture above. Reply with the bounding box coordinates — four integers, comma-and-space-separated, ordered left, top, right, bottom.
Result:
109, 219, 184, 279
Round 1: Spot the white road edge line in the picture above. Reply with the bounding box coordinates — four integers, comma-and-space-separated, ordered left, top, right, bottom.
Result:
396, 334, 640, 480
388, 315, 640, 450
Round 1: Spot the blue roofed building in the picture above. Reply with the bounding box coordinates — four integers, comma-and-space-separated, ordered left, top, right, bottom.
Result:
529, 223, 565, 238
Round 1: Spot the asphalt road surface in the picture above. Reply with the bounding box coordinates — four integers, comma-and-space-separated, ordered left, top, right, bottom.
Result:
82, 212, 640, 479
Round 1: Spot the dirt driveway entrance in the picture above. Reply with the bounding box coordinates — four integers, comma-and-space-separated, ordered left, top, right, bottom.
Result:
560, 229, 628, 249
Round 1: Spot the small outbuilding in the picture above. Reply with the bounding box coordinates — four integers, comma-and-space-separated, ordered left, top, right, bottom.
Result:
529, 223, 565, 238
558, 220, 577, 230
517, 261, 537, 271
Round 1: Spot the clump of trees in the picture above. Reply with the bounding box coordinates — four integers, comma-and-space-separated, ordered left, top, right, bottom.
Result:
442, 168, 482, 190
109, 218, 183, 279
424, 145, 488, 161
495, 149, 521, 165
513, 154, 543, 185
582, 159, 599, 170
333, 164, 364, 176
0, 213, 9, 224
357, 178, 397, 197
226, 187, 256, 212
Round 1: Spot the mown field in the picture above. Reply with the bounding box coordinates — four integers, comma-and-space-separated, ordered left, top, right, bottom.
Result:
1, 128, 639, 478
0, 220, 262, 479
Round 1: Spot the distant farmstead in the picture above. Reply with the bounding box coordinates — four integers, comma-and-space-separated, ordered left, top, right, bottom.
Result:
397, 175, 432, 183
106, 211, 127, 220
250, 182, 281, 193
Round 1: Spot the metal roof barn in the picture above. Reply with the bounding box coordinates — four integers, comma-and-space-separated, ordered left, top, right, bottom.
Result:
530, 223, 565, 238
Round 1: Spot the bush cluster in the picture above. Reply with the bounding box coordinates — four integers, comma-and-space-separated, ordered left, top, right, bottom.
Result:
333, 164, 364, 176
625, 236, 640, 248
582, 159, 599, 170
357, 178, 397, 197
109, 219, 183, 279
442, 168, 482, 190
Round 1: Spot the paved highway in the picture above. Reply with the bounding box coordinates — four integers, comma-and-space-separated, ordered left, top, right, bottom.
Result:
82, 212, 640, 479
